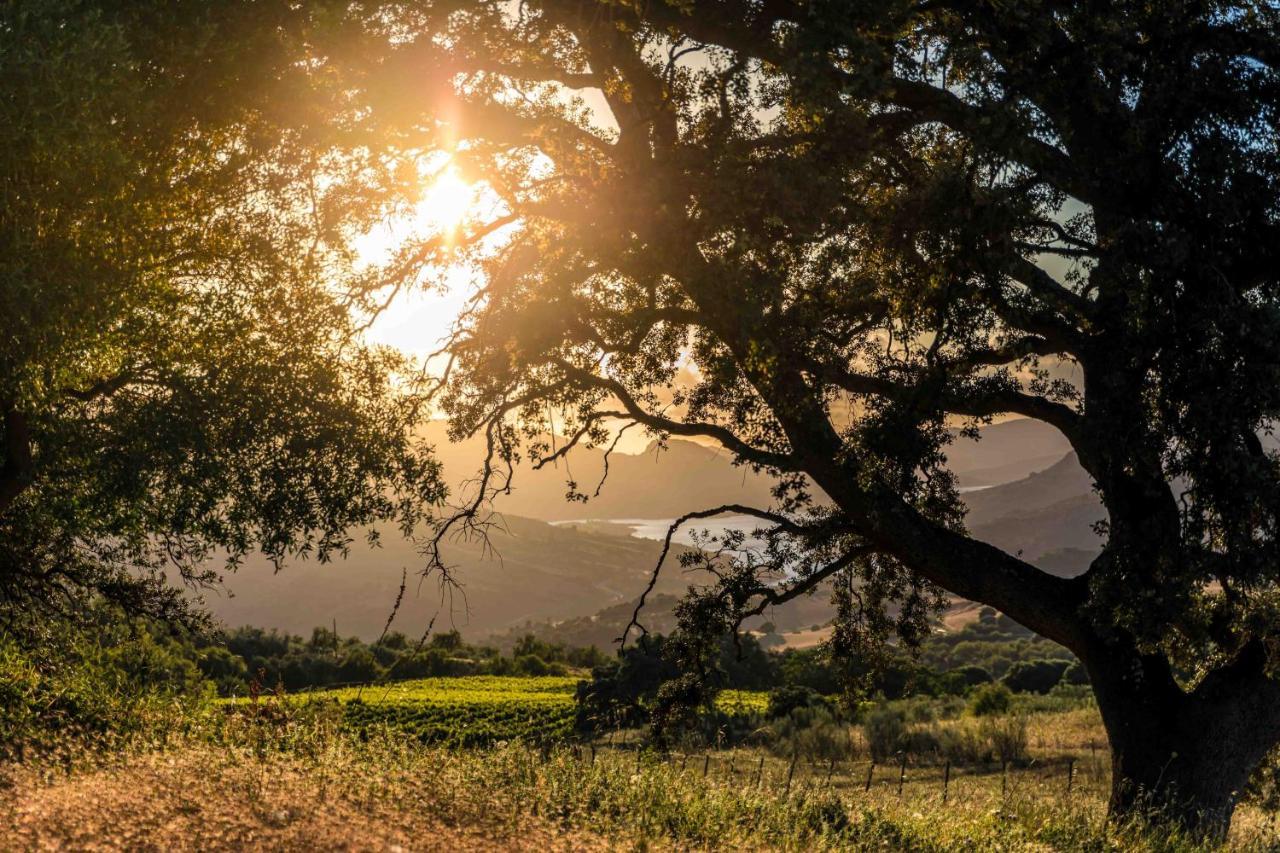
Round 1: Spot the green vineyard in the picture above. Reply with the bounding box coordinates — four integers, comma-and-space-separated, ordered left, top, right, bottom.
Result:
236, 676, 771, 748
332, 676, 580, 747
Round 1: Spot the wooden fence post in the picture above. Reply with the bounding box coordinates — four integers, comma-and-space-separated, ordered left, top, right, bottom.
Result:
896, 753, 907, 797
1066, 758, 1075, 795
864, 761, 875, 792
702, 754, 711, 779
783, 753, 798, 798
942, 761, 951, 804
754, 754, 765, 788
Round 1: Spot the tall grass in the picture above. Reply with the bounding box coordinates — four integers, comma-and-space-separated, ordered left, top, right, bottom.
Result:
4, 663, 1277, 850
111, 698, 1269, 851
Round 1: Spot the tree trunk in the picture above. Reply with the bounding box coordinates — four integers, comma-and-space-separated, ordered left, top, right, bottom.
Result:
1086, 641, 1280, 840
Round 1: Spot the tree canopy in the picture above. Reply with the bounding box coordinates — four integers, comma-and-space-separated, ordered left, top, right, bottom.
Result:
0, 1, 444, 628
335, 0, 1280, 834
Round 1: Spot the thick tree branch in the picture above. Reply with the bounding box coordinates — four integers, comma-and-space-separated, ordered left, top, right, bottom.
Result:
552, 360, 796, 471
1003, 254, 1096, 322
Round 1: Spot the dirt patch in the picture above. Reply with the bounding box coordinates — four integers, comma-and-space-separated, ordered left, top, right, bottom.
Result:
774, 627, 832, 650
939, 600, 986, 632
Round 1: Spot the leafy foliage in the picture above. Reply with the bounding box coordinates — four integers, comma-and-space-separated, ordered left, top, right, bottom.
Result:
0, 0, 442, 627
968, 683, 1014, 718
0, 610, 211, 758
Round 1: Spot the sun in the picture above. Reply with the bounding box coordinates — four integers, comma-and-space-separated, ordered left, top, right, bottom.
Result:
353, 164, 488, 363
421, 167, 476, 236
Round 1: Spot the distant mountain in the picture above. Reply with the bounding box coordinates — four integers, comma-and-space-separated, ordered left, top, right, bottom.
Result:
946, 418, 1073, 487
1032, 548, 1101, 578
422, 417, 1074, 522
962, 452, 1094, 528
421, 421, 780, 522
488, 587, 838, 652
193, 419, 1098, 639
197, 515, 696, 641
962, 452, 1103, 568
970, 493, 1105, 567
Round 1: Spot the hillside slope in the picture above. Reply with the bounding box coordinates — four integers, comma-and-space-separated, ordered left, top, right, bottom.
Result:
199, 515, 695, 641
422, 418, 1076, 522
196, 421, 1108, 638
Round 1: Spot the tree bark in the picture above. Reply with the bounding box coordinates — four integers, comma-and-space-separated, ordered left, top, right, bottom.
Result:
1085, 638, 1280, 840
0, 404, 34, 515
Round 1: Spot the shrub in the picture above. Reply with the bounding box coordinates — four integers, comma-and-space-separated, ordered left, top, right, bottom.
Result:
932, 715, 1030, 765
900, 697, 937, 723
766, 685, 831, 719
1001, 659, 1072, 694
863, 708, 907, 762
900, 726, 942, 757
981, 715, 1030, 765
431, 630, 464, 651
337, 649, 382, 684
0, 620, 211, 758
1062, 661, 1090, 686
952, 665, 994, 687
936, 723, 993, 764
513, 654, 548, 676
968, 683, 1013, 716
764, 707, 855, 761
934, 696, 966, 720
512, 654, 566, 677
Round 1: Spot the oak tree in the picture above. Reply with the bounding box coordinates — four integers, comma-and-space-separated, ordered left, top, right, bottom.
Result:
351, 0, 1279, 835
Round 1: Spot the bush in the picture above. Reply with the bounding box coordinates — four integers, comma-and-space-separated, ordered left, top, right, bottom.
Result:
767, 685, 831, 719
982, 715, 1030, 765
899, 696, 937, 723
933, 716, 1030, 765
968, 683, 1013, 716
512, 654, 566, 677
1002, 659, 1072, 694
1062, 661, 1090, 686
0, 619, 211, 758
764, 707, 855, 761
863, 708, 907, 762
900, 726, 941, 757
935, 723, 992, 764
337, 649, 382, 683
934, 696, 966, 720
952, 665, 994, 687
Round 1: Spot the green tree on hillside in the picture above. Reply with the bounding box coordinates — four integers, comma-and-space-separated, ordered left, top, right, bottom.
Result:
340, 0, 1280, 836
0, 1, 443, 627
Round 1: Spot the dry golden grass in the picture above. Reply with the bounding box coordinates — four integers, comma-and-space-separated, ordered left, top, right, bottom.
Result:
0, 746, 608, 852
1, 702, 1276, 852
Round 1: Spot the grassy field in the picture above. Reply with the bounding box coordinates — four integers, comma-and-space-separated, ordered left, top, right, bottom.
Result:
2, 679, 1274, 850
